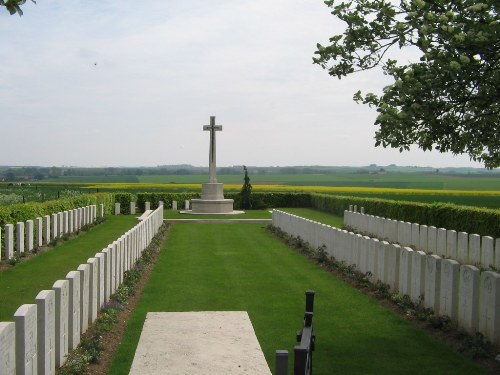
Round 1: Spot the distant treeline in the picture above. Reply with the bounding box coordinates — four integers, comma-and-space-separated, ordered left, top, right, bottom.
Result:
1, 164, 499, 181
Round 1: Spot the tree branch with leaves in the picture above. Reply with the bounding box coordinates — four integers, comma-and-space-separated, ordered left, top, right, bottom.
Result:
314, 0, 499, 168
1, 0, 35, 16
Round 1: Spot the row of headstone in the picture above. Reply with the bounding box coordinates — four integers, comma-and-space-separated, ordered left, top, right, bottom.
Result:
272, 210, 500, 345
1, 205, 101, 261
114, 201, 167, 216
0, 203, 164, 374
344, 208, 500, 271
112, 200, 190, 215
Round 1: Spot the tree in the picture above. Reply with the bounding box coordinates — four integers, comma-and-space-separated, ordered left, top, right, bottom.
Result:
1, 0, 35, 16
240, 166, 253, 210
314, 0, 499, 168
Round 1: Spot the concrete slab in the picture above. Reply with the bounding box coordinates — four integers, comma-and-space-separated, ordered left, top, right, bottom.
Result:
130, 311, 271, 375
179, 210, 245, 215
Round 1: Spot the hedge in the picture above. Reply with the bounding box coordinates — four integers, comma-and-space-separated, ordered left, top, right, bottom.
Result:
310, 194, 500, 238
134, 192, 312, 211
0, 193, 115, 230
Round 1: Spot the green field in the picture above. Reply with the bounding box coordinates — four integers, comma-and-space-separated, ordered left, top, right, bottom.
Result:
2, 171, 500, 208
38, 172, 500, 190
137, 173, 500, 190
109, 223, 485, 374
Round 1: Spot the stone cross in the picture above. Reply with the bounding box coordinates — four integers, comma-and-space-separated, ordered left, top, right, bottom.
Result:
203, 116, 222, 183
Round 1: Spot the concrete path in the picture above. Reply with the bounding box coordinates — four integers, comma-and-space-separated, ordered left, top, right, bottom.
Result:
129, 311, 272, 375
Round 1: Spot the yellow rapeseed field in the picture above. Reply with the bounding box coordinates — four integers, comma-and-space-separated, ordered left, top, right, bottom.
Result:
80, 183, 500, 197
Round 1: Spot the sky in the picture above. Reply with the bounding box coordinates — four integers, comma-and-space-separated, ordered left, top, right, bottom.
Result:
0, 0, 486, 168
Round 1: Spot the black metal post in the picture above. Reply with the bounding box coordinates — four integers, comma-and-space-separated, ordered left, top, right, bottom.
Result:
305, 290, 315, 313
275, 350, 289, 375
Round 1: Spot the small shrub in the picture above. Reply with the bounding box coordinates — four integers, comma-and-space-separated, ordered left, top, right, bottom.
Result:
80, 336, 105, 363
8, 255, 20, 266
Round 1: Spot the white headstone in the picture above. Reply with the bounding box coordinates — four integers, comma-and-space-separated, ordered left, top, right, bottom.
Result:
73, 209, 79, 232
63, 211, 69, 234
68, 210, 74, 234
43, 216, 50, 245
26, 220, 34, 252
495, 238, 500, 271
35, 217, 43, 248
469, 234, 481, 266
396, 221, 405, 245
35, 290, 56, 375
440, 259, 460, 322
479, 271, 500, 345
399, 247, 414, 296
457, 232, 469, 264
16, 222, 25, 255
78, 208, 83, 228
58, 212, 63, 237
130, 202, 136, 215
481, 236, 495, 270
458, 265, 480, 333
436, 228, 447, 257
424, 254, 442, 312
114, 203, 120, 215
5, 224, 14, 260
377, 241, 389, 285
52, 280, 69, 367
446, 230, 457, 260
0, 322, 16, 375
87, 258, 99, 324
95, 253, 105, 308
51, 214, 58, 240
411, 251, 426, 304
367, 238, 378, 280
418, 225, 428, 252
99, 203, 104, 217
14, 304, 38, 375
427, 226, 437, 254
386, 244, 401, 292
102, 248, 111, 303
185, 200, 190, 210
411, 223, 420, 248
65, 271, 81, 351
145, 201, 150, 211
77, 264, 90, 334
172, 201, 178, 210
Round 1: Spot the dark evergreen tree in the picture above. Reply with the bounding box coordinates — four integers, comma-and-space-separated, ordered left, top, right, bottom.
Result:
240, 166, 253, 209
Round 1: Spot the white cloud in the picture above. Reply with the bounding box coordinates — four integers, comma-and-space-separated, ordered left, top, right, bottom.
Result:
0, 0, 484, 168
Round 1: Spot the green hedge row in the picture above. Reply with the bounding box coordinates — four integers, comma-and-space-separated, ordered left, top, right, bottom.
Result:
0, 193, 115, 230
310, 194, 500, 238
133, 192, 312, 211
226, 192, 311, 209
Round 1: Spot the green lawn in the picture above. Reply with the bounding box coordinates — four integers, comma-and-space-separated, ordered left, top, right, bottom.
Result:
0, 215, 137, 321
278, 208, 344, 228
109, 223, 484, 374
163, 209, 272, 220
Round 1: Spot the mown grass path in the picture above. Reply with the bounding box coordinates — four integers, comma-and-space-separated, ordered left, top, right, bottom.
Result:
0, 215, 137, 321
279, 208, 344, 228
109, 223, 484, 374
